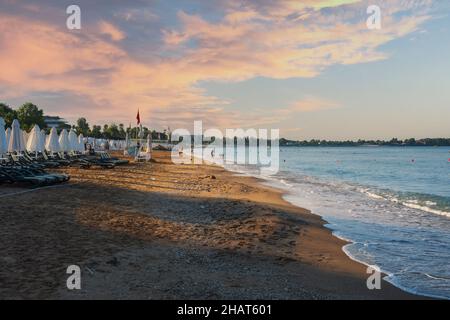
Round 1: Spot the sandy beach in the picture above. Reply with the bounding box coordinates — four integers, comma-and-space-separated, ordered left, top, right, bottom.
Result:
0, 151, 420, 299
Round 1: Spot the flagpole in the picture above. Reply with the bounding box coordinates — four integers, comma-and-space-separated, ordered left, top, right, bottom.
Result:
136, 109, 138, 142
136, 108, 142, 157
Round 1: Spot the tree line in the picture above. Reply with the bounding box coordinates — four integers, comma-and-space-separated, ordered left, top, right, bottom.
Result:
280, 138, 450, 147
0, 102, 169, 140
76, 118, 169, 140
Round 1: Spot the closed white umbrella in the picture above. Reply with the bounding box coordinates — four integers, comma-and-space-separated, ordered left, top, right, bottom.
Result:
58, 129, 70, 152
22, 130, 28, 149
8, 119, 25, 152
26, 124, 44, 153
40, 130, 47, 152
96, 139, 103, 149
123, 132, 129, 155
146, 134, 152, 153
78, 134, 85, 152
46, 127, 61, 152
0, 117, 7, 155
68, 129, 78, 151
5, 128, 11, 148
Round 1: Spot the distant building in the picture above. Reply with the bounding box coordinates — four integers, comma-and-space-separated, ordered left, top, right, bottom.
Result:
44, 116, 69, 129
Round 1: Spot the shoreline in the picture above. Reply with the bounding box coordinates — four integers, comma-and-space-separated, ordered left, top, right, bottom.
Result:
220, 166, 428, 299
266, 179, 445, 300
222, 162, 448, 300
0, 151, 424, 299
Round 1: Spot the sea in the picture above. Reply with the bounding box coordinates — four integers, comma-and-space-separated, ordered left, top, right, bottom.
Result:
221, 146, 450, 299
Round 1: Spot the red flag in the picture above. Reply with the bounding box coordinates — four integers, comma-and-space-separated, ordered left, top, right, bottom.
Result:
136, 109, 141, 125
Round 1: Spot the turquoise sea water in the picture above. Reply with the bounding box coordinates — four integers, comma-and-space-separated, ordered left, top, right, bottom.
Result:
225, 146, 450, 299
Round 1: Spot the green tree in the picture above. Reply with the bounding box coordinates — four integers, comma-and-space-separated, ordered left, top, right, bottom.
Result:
102, 124, 110, 139
76, 117, 90, 136
161, 129, 168, 140
129, 127, 139, 138
405, 138, 416, 146
104, 123, 120, 139
17, 102, 45, 131
118, 124, 126, 139
142, 127, 149, 139
91, 125, 102, 138
128, 126, 148, 139
0, 103, 17, 127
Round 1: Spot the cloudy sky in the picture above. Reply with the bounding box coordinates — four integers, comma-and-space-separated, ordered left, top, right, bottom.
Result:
0, 0, 449, 139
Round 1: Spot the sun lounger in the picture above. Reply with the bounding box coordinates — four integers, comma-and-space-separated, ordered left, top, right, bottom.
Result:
0, 166, 66, 186
97, 151, 129, 165
24, 151, 60, 168
0, 153, 70, 187
0, 168, 47, 186
44, 151, 71, 166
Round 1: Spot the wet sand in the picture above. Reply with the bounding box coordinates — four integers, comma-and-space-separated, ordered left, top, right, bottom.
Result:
0, 151, 421, 299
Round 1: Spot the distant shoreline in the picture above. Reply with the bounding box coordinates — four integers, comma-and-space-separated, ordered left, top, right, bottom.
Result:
280, 144, 450, 147
280, 138, 450, 147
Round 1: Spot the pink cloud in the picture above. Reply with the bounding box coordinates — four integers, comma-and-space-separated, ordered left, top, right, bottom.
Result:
0, 0, 434, 130
98, 21, 126, 41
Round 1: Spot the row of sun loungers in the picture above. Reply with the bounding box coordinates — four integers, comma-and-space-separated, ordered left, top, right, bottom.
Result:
0, 153, 70, 186
0, 151, 129, 187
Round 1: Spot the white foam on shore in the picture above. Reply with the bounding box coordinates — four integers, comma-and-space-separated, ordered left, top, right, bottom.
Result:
357, 188, 450, 219
384, 275, 450, 300
221, 164, 450, 299
401, 202, 450, 218
334, 233, 448, 299
358, 188, 385, 200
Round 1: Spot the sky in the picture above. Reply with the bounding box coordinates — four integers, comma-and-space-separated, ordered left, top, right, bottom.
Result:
0, 0, 449, 140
